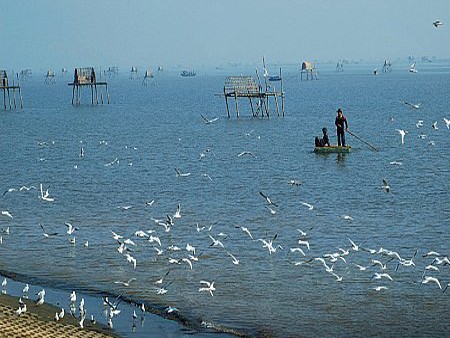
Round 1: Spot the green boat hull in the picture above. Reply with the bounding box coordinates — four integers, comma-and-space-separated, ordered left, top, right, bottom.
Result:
314, 146, 351, 154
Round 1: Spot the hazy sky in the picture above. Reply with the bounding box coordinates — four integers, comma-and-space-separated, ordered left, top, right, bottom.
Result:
1, 0, 449, 70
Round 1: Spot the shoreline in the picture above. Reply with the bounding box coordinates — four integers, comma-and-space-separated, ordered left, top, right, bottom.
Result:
0, 272, 244, 338
0, 293, 117, 338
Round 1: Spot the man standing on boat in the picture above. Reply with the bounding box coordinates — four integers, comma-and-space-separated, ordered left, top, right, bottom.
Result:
335, 108, 349, 146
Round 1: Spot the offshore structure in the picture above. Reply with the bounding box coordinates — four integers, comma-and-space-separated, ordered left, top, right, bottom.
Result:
300, 61, 319, 80
44, 69, 56, 84
222, 58, 284, 118
0, 70, 23, 110
68, 67, 109, 105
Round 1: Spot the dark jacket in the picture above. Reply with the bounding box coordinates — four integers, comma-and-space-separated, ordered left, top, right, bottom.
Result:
335, 115, 348, 133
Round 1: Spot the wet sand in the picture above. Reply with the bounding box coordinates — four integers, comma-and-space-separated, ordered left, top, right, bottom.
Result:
0, 294, 118, 338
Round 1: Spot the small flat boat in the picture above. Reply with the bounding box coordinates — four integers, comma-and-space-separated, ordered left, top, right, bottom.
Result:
314, 146, 351, 154
181, 70, 196, 77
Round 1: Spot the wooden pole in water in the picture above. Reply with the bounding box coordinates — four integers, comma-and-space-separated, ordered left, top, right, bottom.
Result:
19, 87, 23, 108
262, 93, 269, 118
234, 92, 239, 118
224, 87, 230, 118
273, 87, 279, 116
249, 94, 255, 117
3, 89, 5, 110
106, 84, 110, 104
12, 87, 16, 109
7, 88, 11, 109
280, 68, 284, 117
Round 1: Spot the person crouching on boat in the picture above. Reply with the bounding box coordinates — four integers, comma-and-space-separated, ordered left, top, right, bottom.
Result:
335, 108, 349, 146
315, 127, 331, 147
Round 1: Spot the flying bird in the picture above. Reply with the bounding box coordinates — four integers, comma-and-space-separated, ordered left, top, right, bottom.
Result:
1, 210, 13, 219
65, 222, 79, 235
175, 168, 191, 177
200, 114, 219, 124
443, 118, 450, 129
395, 129, 408, 144
39, 223, 58, 238
433, 20, 443, 28
114, 278, 136, 287
402, 101, 421, 109
382, 179, 390, 193
198, 280, 216, 297
259, 191, 278, 207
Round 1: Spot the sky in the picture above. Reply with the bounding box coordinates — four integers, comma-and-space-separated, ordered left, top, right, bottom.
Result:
1, 0, 449, 71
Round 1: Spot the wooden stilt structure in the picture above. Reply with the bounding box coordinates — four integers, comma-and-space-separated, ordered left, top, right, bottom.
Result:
130, 66, 139, 80
221, 65, 285, 118
68, 67, 109, 105
142, 69, 154, 86
300, 61, 319, 80
0, 70, 23, 110
44, 69, 56, 84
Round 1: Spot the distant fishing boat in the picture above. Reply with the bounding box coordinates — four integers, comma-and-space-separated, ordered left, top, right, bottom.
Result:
314, 146, 351, 154
181, 70, 196, 77
268, 75, 282, 82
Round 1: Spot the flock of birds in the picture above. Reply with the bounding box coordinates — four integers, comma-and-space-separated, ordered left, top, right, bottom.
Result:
0, 54, 449, 336
394, 103, 449, 146
1, 147, 449, 334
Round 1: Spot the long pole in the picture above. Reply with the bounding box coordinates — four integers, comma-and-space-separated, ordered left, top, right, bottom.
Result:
347, 130, 379, 151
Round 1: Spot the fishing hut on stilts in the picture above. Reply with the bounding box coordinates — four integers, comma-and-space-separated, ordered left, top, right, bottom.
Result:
44, 69, 56, 84
142, 69, 154, 86
300, 61, 319, 80
68, 67, 109, 105
0, 70, 23, 110
222, 61, 284, 118
130, 66, 139, 79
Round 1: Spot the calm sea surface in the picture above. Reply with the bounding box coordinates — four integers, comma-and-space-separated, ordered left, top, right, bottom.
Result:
1, 62, 449, 337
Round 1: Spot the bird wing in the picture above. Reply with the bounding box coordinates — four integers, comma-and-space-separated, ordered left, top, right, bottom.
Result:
200, 114, 210, 123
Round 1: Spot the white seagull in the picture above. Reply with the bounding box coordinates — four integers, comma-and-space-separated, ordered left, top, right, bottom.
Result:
65, 222, 79, 235
300, 202, 314, 211
402, 101, 421, 109
199, 281, 216, 297
238, 151, 256, 158
422, 276, 442, 289
443, 118, 450, 129
226, 252, 240, 265
235, 226, 253, 239
395, 129, 408, 144
259, 191, 278, 207
200, 114, 219, 124
1, 210, 13, 219
382, 179, 390, 193
114, 278, 136, 287
175, 168, 191, 177
208, 234, 225, 248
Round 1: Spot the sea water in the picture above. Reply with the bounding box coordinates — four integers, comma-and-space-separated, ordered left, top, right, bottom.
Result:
0, 62, 449, 337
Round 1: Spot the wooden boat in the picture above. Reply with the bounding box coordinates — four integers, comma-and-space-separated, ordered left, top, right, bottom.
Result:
268, 75, 282, 82
181, 70, 196, 77
314, 146, 351, 154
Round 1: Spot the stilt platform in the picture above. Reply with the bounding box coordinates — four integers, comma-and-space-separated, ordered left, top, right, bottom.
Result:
221, 73, 284, 118
0, 70, 23, 110
68, 67, 109, 105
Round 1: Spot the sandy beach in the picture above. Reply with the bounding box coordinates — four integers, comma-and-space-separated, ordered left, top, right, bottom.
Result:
0, 294, 117, 338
